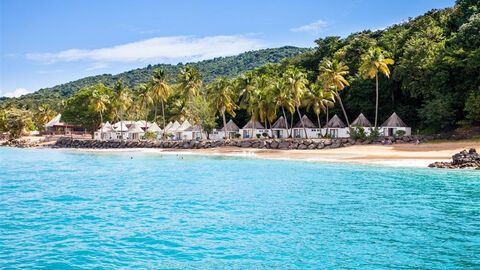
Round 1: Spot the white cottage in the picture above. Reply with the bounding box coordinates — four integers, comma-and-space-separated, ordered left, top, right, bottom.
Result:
222, 119, 241, 139
175, 120, 192, 140
292, 115, 321, 138
94, 122, 117, 140
381, 112, 411, 136
146, 122, 162, 138
113, 121, 129, 139
240, 120, 267, 139
126, 122, 145, 140
164, 121, 180, 139
350, 113, 373, 135
184, 124, 207, 140
271, 116, 289, 139
323, 114, 349, 138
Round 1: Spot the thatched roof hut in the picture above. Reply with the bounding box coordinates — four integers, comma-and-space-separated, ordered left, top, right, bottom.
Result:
166, 121, 180, 133
242, 120, 264, 129
223, 120, 240, 132
114, 121, 129, 132
324, 114, 346, 128
127, 122, 144, 133
272, 116, 288, 129
293, 115, 317, 128
351, 113, 372, 127
184, 124, 203, 132
381, 112, 407, 127
176, 120, 191, 132
146, 122, 162, 133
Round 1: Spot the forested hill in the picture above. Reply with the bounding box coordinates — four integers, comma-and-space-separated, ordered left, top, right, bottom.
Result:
1, 46, 309, 108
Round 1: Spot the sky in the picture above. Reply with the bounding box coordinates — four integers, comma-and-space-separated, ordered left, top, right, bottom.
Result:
0, 0, 455, 98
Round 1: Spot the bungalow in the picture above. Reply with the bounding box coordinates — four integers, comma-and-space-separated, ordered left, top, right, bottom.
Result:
184, 124, 207, 140
240, 120, 267, 139
350, 113, 373, 135
146, 122, 162, 138
126, 122, 144, 140
323, 114, 349, 138
222, 119, 241, 139
381, 112, 411, 136
175, 120, 192, 140
271, 116, 289, 138
94, 122, 117, 140
292, 115, 321, 138
136, 120, 152, 131
164, 121, 180, 139
113, 121, 129, 139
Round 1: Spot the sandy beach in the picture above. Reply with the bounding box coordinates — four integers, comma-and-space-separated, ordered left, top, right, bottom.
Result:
66, 140, 480, 168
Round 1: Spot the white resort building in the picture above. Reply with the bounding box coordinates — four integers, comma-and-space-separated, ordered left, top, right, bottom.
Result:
381, 112, 411, 136
240, 120, 267, 139
292, 115, 321, 138
271, 116, 289, 139
324, 114, 349, 138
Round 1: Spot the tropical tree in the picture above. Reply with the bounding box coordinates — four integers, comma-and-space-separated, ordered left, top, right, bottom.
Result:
271, 80, 295, 137
303, 83, 335, 132
177, 66, 203, 123
37, 104, 56, 130
113, 81, 132, 136
207, 77, 238, 140
319, 58, 351, 126
151, 69, 173, 129
359, 47, 394, 128
137, 83, 154, 124
91, 85, 111, 136
256, 75, 276, 137
283, 66, 309, 138
236, 71, 260, 138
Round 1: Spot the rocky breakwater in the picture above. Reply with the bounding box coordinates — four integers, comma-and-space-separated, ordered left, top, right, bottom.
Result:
429, 148, 480, 169
53, 137, 359, 150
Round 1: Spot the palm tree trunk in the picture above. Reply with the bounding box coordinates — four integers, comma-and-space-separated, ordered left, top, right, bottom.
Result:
296, 106, 308, 139
281, 106, 290, 138
161, 99, 166, 131
250, 109, 254, 139
335, 88, 350, 127
222, 109, 228, 141
120, 107, 124, 140
325, 106, 329, 136
154, 100, 158, 123
375, 72, 379, 129
99, 111, 103, 140
316, 113, 321, 138
290, 113, 294, 138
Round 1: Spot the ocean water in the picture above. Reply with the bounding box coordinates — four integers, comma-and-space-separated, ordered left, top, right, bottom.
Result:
1, 147, 479, 269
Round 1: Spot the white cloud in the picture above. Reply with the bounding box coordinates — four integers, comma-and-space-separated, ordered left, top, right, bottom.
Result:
2, 88, 30, 98
26, 35, 265, 64
290, 20, 328, 35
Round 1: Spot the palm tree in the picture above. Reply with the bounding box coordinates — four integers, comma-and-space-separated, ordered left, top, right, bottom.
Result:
177, 66, 202, 123
37, 104, 55, 130
283, 67, 309, 138
319, 59, 351, 126
114, 81, 132, 138
303, 84, 335, 134
236, 71, 260, 138
271, 80, 295, 137
359, 47, 394, 128
151, 69, 173, 129
256, 75, 276, 137
137, 83, 154, 125
207, 77, 238, 140
91, 88, 110, 137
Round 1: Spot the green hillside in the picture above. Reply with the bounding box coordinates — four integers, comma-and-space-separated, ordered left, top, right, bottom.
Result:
0, 46, 309, 110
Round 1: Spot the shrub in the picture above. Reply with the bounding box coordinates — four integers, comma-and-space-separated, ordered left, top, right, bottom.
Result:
234, 133, 241, 138
396, 130, 406, 136
143, 131, 157, 140
367, 127, 380, 142
326, 133, 332, 139
348, 125, 367, 140
256, 134, 261, 138
262, 132, 268, 138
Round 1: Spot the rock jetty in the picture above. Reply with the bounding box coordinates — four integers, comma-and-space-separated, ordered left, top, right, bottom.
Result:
429, 148, 480, 169
53, 135, 423, 150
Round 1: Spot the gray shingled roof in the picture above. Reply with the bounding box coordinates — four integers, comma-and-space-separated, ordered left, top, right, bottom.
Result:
242, 120, 265, 129
351, 113, 372, 127
223, 119, 240, 132
294, 115, 317, 128
272, 116, 288, 129
324, 114, 346, 128
381, 112, 407, 127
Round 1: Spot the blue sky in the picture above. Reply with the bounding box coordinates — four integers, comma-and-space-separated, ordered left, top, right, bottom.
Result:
1, 0, 455, 97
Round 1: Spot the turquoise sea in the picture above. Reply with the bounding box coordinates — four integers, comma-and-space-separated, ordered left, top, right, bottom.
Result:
1, 147, 479, 269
